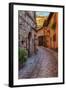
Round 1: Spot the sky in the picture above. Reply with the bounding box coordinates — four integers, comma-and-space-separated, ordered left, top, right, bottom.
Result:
36, 11, 50, 16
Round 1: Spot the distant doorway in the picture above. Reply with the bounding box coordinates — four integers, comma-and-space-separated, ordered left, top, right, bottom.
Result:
38, 36, 44, 46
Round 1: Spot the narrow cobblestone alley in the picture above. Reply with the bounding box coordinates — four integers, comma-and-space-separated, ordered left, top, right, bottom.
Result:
19, 47, 58, 79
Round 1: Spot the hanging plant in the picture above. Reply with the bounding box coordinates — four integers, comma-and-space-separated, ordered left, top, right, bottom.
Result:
51, 22, 56, 31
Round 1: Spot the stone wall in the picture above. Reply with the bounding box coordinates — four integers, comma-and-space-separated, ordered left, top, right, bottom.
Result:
18, 11, 36, 56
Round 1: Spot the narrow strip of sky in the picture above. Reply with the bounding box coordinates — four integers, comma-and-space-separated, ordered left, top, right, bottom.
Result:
36, 11, 50, 16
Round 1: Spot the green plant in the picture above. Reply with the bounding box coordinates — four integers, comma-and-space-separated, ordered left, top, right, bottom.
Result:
19, 48, 28, 64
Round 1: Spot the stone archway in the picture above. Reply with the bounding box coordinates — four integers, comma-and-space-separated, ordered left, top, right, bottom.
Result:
38, 36, 44, 46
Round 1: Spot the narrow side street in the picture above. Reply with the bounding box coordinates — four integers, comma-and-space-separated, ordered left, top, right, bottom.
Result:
19, 47, 58, 79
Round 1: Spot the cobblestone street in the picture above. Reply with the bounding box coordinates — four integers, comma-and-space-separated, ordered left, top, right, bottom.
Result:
19, 47, 58, 79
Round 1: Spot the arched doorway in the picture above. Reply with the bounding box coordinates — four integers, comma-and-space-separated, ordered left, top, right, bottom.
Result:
28, 32, 32, 57
38, 36, 44, 46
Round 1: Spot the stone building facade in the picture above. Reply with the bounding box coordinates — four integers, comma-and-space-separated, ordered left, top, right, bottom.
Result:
36, 27, 50, 48
18, 11, 36, 56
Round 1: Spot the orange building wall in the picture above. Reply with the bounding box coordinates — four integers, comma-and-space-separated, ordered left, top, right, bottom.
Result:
55, 13, 58, 48
35, 13, 58, 49
48, 13, 58, 49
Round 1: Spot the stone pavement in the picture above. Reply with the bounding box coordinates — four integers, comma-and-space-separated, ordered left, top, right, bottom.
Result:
19, 47, 58, 79
18, 50, 41, 79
